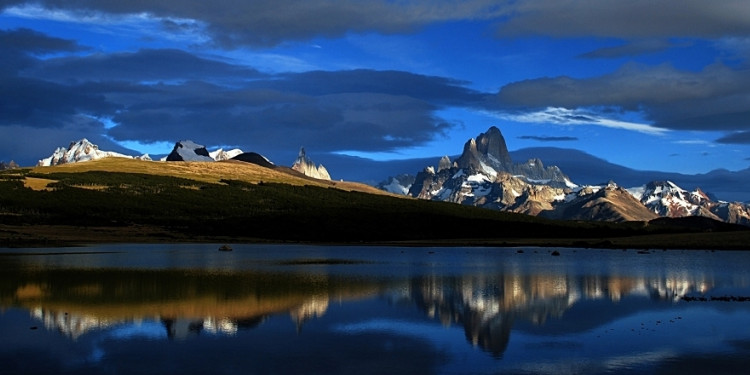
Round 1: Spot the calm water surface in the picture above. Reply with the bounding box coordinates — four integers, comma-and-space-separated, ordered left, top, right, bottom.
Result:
1, 244, 750, 374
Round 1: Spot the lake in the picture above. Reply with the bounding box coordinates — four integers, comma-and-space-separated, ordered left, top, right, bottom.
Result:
1, 244, 750, 374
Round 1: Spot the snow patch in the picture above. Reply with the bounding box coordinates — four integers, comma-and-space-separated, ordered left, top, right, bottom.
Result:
564, 178, 579, 189
467, 173, 491, 183
210, 148, 244, 161
434, 188, 453, 200
478, 161, 497, 177
382, 178, 410, 195
626, 185, 646, 200
523, 177, 551, 185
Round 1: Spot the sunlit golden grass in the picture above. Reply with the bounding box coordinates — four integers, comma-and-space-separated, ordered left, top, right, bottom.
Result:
22, 177, 57, 191
30, 157, 397, 196
70, 184, 109, 191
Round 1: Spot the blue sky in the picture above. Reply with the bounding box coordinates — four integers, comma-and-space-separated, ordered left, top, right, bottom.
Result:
2, 0, 750, 180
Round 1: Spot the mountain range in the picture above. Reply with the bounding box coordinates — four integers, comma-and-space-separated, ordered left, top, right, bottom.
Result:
37, 139, 331, 181
509, 147, 750, 203
382, 126, 750, 226
34, 132, 750, 226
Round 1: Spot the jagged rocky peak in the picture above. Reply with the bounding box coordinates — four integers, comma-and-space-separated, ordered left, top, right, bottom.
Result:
37, 138, 137, 166
456, 126, 513, 172
292, 147, 331, 180
511, 158, 572, 187
166, 140, 214, 162
476, 126, 513, 167
438, 155, 453, 172
209, 148, 244, 161
0, 160, 19, 170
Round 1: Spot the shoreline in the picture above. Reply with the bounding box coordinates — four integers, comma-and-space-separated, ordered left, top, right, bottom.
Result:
3, 224, 750, 250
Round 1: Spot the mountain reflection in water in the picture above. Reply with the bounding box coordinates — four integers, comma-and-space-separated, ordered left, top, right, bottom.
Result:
1, 245, 749, 374
0, 255, 725, 352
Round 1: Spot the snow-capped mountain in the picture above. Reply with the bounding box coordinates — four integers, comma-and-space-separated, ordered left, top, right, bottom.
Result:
408, 126, 577, 213
292, 147, 331, 180
165, 140, 215, 162
544, 182, 659, 222
37, 139, 148, 166
628, 181, 750, 225
450, 126, 572, 186
210, 148, 244, 161
389, 126, 750, 225
377, 174, 415, 195
628, 181, 713, 218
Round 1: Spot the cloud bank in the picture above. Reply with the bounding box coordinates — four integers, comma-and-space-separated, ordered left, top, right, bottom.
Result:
0, 29, 490, 164
0, 0, 507, 48
496, 63, 750, 138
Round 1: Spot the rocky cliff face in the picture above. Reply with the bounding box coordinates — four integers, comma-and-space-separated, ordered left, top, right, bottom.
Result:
455, 126, 512, 170
291, 147, 331, 180
451, 126, 569, 185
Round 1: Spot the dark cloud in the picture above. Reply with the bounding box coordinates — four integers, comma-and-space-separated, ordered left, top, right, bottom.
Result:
496, 0, 750, 39
0, 77, 119, 127
579, 39, 678, 59
496, 62, 750, 132
0, 0, 506, 48
104, 78, 463, 154
247, 69, 484, 105
0, 29, 486, 165
0, 27, 84, 53
24, 49, 263, 82
717, 131, 750, 144
92, 68, 487, 154
518, 135, 578, 142
0, 28, 86, 76
4, 1, 749, 48
0, 119, 138, 166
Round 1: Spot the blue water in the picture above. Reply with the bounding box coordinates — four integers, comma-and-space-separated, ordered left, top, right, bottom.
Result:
1, 244, 749, 374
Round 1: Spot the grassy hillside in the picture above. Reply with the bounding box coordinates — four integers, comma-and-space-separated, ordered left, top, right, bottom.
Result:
24, 158, 391, 195
1, 158, 748, 248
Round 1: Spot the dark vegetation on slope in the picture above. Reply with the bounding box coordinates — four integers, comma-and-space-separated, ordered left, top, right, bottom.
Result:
0, 168, 747, 247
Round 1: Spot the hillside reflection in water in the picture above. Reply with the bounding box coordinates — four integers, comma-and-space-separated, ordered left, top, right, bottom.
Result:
1, 245, 750, 374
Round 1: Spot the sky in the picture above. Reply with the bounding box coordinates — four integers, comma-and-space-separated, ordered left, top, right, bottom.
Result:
2, 0, 750, 182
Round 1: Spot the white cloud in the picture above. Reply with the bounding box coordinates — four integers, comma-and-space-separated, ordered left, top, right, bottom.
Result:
500, 107, 668, 136
2, 4, 209, 45
674, 139, 710, 145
